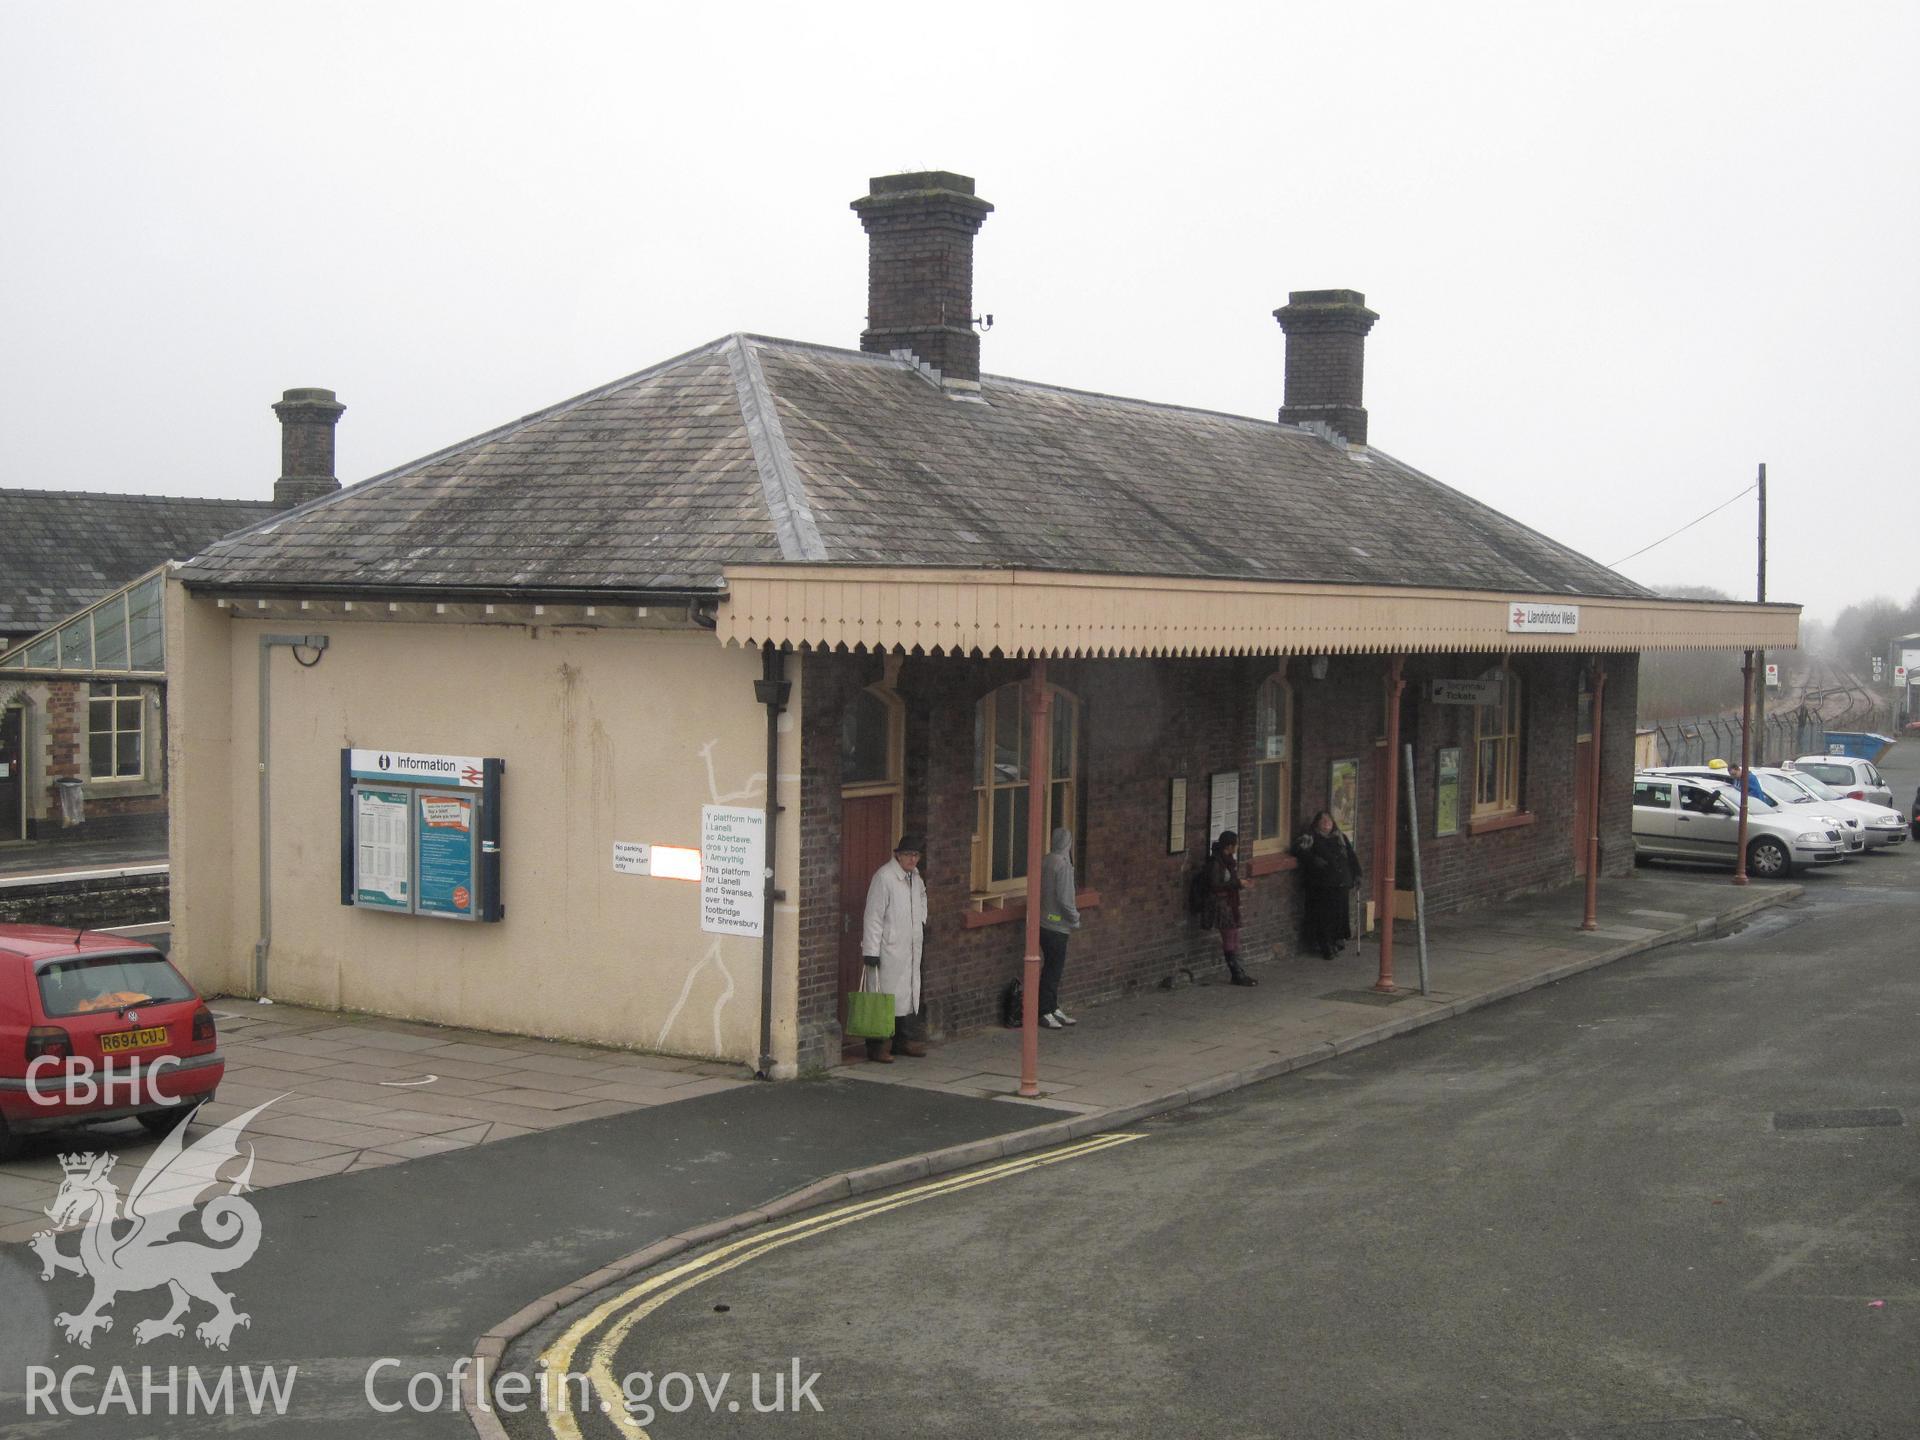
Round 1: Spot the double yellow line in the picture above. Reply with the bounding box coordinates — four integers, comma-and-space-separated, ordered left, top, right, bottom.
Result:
538, 1132, 1144, 1438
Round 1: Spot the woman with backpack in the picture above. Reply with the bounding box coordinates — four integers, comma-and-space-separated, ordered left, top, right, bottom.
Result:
1201, 830, 1256, 987
1292, 809, 1361, 960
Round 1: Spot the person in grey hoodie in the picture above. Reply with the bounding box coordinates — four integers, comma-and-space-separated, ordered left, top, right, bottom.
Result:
1038, 826, 1081, 1028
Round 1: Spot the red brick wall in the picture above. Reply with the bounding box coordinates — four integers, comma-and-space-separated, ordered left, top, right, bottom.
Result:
795, 649, 1639, 1068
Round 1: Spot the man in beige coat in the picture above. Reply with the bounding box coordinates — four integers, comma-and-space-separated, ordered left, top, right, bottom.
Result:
861, 834, 929, 1062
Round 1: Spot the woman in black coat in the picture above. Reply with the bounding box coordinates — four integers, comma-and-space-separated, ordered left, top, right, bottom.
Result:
1292, 810, 1361, 960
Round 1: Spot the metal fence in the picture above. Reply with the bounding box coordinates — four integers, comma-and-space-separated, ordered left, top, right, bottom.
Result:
1646, 707, 1823, 770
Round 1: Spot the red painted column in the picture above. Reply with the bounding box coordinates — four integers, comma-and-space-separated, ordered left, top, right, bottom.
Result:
1733, 651, 1754, 886
1019, 659, 1052, 1098
1374, 655, 1407, 993
1582, 662, 1607, 931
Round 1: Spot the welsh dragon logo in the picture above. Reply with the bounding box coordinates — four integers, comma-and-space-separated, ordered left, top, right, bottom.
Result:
30, 1098, 277, 1350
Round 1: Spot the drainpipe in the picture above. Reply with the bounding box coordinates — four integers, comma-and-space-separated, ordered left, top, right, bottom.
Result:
1582, 661, 1607, 931
752, 644, 790, 1081
254, 632, 329, 994
1374, 654, 1406, 993
1733, 650, 1754, 886
1018, 659, 1051, 1099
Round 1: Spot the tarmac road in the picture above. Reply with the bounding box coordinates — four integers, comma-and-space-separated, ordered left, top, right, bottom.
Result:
512, 792, 1919, 1439
0, 1082, 1040, 1438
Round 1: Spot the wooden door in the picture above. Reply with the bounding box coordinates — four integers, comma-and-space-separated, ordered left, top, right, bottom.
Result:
839, 793, 898, 1053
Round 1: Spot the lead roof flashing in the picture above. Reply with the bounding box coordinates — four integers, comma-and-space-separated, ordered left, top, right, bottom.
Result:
726, 335, 829, 563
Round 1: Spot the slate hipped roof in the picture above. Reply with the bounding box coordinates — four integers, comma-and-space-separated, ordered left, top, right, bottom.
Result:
0, 489, 278, 636
177, 334, 1650, 601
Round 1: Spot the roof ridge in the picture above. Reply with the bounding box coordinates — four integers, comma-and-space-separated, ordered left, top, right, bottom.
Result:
0, 488, 276, 506
727, 336, 828, 563
738, 333, 1302, 432
191, 334, 747, 555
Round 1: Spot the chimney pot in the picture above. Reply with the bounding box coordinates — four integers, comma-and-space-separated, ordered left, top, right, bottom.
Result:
272, 387, 344, 509
852, 171, 993, 389
1275, 290, 1379, 447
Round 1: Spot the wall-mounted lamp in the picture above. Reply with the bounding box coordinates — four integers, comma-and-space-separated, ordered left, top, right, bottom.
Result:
1309, 656, 1330, 681
973, 313, 994, 332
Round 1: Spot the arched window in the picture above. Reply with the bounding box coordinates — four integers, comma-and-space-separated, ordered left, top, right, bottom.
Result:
1252, 671, 1293, 851
1473, 662, 1523, 817
972, 681, 1081, 894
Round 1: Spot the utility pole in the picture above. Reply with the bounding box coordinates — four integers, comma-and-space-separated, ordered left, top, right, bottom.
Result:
1754, 463, 1767, 760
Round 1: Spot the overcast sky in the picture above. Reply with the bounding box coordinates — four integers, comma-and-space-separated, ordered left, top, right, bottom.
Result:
3, 2, 1914, 626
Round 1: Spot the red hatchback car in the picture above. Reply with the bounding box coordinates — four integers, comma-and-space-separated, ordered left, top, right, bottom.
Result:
0, 925, 223, 1157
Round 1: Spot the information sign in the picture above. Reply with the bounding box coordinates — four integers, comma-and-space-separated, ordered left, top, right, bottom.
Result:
700, 806, 765, 937
353, 786, 413, 910
416, 790, 477, 920
1434, 747, 1462, 838
1329, 758, 1360, 838
340, 749, 502, 922
1208, 772, 1240, 847
348, 748, 484, 788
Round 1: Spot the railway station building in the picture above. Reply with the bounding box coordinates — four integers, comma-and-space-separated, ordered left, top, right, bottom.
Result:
162, 172, 1797, 1074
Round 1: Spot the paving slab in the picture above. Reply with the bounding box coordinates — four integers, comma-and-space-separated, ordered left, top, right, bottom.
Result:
0, 996, 751, 1225
862, 870, 1803, 1118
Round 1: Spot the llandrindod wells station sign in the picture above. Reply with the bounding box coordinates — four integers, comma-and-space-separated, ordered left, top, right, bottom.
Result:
1506, 601, 1580, 635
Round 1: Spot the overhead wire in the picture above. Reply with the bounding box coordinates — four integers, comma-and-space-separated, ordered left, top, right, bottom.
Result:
1607, 482, 1758, 568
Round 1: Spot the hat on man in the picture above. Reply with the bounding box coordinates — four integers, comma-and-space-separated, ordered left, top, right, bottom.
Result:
894, 834, 925, 855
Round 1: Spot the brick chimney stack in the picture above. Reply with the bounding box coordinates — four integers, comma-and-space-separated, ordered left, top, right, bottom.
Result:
1274, 290, 1379, 447
272, 388, 345, 509
851, 171, 994, 390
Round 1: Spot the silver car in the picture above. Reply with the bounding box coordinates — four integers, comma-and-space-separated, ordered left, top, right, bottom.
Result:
1763, 768, 1907, 849
1786, 755, 1894, 809
1643, 766, 1863, 854
1631, 773, 1847, 878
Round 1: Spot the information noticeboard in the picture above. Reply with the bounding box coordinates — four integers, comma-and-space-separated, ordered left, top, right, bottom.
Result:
1208, 772, 1240, 846
1434, 747, 1462, 838
353, 786, 413, 911
700, 805, 765, 938
341, 749, 503, 922
416, 790, 478, 920
1329, 758, 1360, 839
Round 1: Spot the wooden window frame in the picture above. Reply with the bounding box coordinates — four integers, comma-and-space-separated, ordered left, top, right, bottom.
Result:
86, 681, 145, 782
1471, 660, 1523, 819
971, 680, 1080, 898
1251, 668, 1294, 854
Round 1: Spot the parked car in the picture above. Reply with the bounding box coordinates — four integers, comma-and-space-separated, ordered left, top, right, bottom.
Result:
0, 925, 223, 1158
1912, 784, 1919, 842
1785, 755, 1894, 809
1631, 772, 1847, 878
1760, 768, 1907, 850
1643, 766, 1863, 853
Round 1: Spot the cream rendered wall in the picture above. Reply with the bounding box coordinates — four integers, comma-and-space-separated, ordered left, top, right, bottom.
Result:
170, 593, 802, 1067
166, 579, 238, 994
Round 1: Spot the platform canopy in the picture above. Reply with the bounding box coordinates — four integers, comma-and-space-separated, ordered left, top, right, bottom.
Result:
717, 565, 1800, 659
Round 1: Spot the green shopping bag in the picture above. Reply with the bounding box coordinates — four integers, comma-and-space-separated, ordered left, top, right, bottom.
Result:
846, 968, 896, 1039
